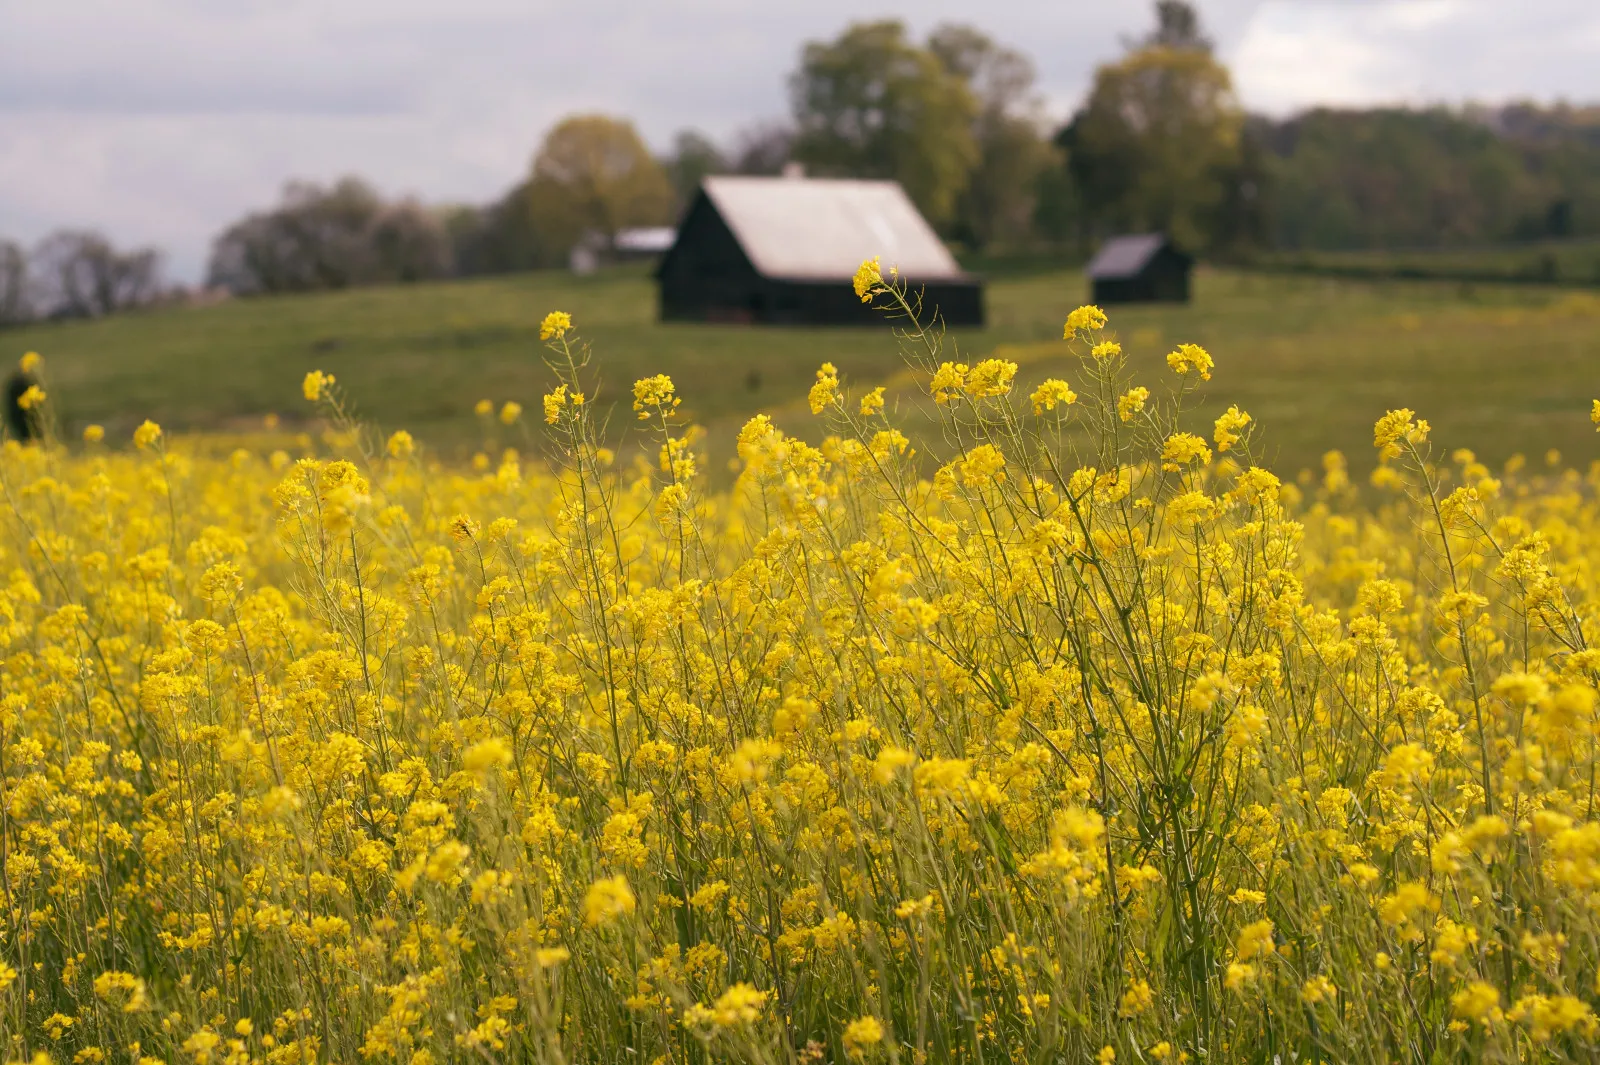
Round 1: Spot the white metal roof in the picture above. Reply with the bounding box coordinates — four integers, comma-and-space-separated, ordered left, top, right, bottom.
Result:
700, 175, 967, 282
614, 226, 677, 253
1086, 233, 1170, 279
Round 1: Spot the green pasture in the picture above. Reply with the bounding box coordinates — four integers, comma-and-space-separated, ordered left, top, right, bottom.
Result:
1253, 237, 1600, 288
4, 265, 1599, 478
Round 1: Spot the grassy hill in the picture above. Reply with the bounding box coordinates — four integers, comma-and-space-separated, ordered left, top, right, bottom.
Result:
4, 265, 1599, 477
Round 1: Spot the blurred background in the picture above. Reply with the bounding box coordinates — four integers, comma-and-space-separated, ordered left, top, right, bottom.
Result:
0, 0, 1597, 473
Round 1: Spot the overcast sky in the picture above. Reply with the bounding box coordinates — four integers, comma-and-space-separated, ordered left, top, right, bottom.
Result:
1, 0, 1596, 282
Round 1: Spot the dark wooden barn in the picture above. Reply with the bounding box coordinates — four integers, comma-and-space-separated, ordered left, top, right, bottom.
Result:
1086, 234, 1193, 304
657, 175, 984, 326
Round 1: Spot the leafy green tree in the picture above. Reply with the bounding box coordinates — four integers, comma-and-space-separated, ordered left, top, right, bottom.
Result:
1066, 3, 1244, 251
790, 21, 977, 229
443, 188, 549, 276
664, 130, 726, 210
524, 115, 676, 262
928, 24, 1058, 250
1499, 104, 1600, 239
1032, 155, 1082, 249
1210, 117, 1273, 256
1262, 107, 1596, 249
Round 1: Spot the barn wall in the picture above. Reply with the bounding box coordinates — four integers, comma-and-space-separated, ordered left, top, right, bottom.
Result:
762, 280, 984, 327
1151, 249, 1192, 301
1091, 249, 1192, 305
893, 281, 985, 328
666, 277, 984, 327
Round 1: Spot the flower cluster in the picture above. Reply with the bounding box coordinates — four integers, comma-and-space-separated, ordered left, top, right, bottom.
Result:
2, 310, 1600, 1065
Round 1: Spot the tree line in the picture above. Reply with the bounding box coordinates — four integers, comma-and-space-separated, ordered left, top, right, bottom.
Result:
0, 231, 169, 327
4, 1, 1598, 319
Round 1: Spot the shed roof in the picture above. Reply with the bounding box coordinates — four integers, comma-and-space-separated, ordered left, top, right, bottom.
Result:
699, 175, 966, 282
1085, 234, 1181, 279
614, 226, 677, 254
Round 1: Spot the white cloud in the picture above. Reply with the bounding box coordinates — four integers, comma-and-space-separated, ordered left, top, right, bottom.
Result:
1232, 0, 1600, 114
0, 0, 1592, 280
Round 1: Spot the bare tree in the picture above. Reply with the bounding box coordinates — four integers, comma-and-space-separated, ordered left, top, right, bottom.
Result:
32, 230, 164, 319
208, 178, 454, 294
367, 200, 455, 283
208, 178, 379, 294
732, 123, 797, 175
0, 241, 30, 326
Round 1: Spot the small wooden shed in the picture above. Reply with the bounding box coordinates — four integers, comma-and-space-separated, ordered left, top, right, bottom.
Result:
656, 175, 984, 326
1086, 234, 1192, 304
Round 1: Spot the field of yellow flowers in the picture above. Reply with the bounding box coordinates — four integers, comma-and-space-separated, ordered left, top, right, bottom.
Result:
3, 268, 1600, 1065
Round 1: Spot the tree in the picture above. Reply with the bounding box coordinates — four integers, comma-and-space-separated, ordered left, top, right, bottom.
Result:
523, 115, 675, 264
445, 187, 553, 277
208, 178, 382, 293
1259, 108, 1569, 250
1066, 4, 1244, 251
1210, 117, 1273, 255
0, 241, 30, 326
1137, 0, 1212, 52
33, 230, 164, 318
366, 200, 455, 283
1032, 156, 1082, 248
928, 23, 1056, 250
664, 130, 726, 208
207, 178, 453, 294
790, 21, 977, 229
731, 123, 796, 175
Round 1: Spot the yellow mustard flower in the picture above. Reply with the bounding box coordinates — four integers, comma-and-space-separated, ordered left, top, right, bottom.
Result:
540, 310, 572, 340
132, 419, 162, 449
302, 370, 333, 401
853, 258, 883, 303
1064, 304, 1107, 336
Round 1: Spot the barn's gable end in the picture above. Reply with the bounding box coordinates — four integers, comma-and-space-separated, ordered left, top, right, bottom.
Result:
656, 191, 756, 286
